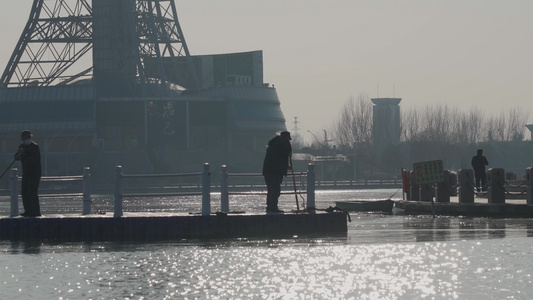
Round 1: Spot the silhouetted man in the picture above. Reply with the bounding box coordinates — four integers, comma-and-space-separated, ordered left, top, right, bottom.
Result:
262, 131, 292, 213
471, 149, 489, 192
15, 130, 42, 217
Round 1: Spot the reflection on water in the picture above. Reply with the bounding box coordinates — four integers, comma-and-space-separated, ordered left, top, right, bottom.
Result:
2, 236, 533, 299
2, 189, 533, 298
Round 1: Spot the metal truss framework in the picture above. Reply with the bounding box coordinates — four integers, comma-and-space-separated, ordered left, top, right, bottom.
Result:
1, 0, 195, 88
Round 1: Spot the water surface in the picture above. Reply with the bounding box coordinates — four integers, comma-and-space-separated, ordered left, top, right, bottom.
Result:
1, 189, 532, 299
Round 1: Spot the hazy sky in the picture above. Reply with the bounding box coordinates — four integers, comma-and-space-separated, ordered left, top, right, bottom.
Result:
1, 1, 532, 143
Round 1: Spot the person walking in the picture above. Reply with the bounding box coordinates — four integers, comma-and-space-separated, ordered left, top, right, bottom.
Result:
15, 130, 42, 217
262, 131, 292, 213
471, 149, 489, 192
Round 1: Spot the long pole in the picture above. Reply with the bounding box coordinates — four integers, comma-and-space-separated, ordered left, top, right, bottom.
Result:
0, 160, 15, 180
290, 156, 299, 211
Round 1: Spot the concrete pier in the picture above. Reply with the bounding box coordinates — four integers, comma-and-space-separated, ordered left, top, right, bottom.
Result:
0, 212, 348, 241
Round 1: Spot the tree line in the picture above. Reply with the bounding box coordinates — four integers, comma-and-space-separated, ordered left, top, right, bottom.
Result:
332, 94, 529, 148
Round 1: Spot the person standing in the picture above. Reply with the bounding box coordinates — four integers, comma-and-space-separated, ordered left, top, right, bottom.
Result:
471, 149, 489, 192
262, 131, 292, 213
15, 130, 42, 217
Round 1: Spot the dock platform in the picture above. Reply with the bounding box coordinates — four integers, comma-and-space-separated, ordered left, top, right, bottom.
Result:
0, 211, 348, 241
395, 200, 533, 218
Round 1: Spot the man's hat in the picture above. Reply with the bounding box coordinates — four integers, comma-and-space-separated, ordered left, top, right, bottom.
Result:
280, 131, 291, 140
20, 130, 32, 138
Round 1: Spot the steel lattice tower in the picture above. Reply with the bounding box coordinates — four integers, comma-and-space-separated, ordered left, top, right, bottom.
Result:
0, 0, 197, 95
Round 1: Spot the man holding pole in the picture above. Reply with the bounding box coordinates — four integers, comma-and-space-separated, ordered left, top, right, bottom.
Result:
262, 131, 292, 213
15, 130, 42, 217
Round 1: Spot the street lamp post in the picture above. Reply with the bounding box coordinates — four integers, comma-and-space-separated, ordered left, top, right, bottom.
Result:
307, 130, 323, 151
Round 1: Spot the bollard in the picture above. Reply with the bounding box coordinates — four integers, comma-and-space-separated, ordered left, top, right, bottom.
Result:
419, 184, 432, 202
435, 170, 452, 203
449, 172, 458, 196
458, 169, 474, 203
409, 170, 420, 201
487, 168, 505, 204
202, 163, 211, 216
527, 167, 533, 204
114, 166, 123, 218
82, 167, 91, 215
307, 164, 316, 211
220, 165, 229, 213
10, 168, 19, 217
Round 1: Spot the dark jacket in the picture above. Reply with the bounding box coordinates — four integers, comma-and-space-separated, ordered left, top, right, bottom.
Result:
262, 135, 292, 176
15, 142, 42, 178
471, 154, 488, 174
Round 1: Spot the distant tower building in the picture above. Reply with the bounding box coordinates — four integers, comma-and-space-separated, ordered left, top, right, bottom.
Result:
291, 117, 303, 150
371, 98, 401, 147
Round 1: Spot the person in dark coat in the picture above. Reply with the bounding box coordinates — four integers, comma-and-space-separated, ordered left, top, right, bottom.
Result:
471, 149, 489, 192
15, 130, 42, 217
262, 131, 292, 213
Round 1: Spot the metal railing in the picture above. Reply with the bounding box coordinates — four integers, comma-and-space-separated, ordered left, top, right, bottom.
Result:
7, 163, 318, 217
113, 163, 211, 218
9, 167, 91, 217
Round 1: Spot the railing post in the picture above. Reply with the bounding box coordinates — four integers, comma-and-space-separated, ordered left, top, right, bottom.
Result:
307, 164, 316, 211
82, 167, 91, 215
202, 163, 211, 216
220, 165, 229, 213
114, 166, 123, 218
10, 168, 19, 217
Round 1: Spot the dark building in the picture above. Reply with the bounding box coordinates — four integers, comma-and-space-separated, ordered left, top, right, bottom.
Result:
0, 0, 286, 183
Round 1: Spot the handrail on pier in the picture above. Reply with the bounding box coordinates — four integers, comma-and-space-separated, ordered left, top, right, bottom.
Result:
113, 163, 211, 218
10, 167, 91, 216
8, 163, 315, 217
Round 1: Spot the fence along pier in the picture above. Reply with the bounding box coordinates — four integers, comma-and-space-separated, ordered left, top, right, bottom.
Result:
0, 163, 347, 241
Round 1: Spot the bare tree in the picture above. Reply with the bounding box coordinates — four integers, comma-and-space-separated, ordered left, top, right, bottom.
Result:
401, 108, 421, 142
333, 94, 373, 148
504, 108, 527, 141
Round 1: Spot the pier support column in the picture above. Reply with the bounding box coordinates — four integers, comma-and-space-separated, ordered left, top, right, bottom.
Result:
458, 169, 474, 203
10, 168, 19, 217
435, 170, 452, 203
307, 164, 316, 211
527, 167, 533, 204
487, 168, 505, 204
409, 170, 420, 201
220, 165, 229, 213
